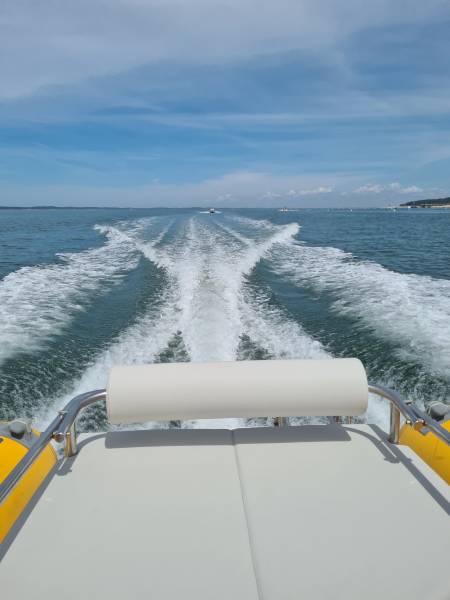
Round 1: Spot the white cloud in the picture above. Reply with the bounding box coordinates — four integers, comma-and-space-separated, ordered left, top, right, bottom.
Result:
354, 184, 384, 193
354, 182, 423, 194
0, 171, 345, 207
399, 185, 423, 194
261, 191, 282, 199
287, 186, 333, 196
3, 170, 443, 207
1, 0, 447, 99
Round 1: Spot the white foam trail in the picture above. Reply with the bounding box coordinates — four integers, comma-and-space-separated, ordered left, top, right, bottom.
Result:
0, 225, 141, 365
177, 221, 301, 428
176, 220, 299, 362
38, 287, 181, 428
212, 221, 253, 246
240, 293, 328, 360
122, 217, 300, 362
240, 294, 388, 427
229, 215, 277, 232
42, 216, 389, 430
97, 217, 173, 259
271, 243, 450, 379
45, 217, 305, 429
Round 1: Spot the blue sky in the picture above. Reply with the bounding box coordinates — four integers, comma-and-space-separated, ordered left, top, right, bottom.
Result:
1, 0, 450, 207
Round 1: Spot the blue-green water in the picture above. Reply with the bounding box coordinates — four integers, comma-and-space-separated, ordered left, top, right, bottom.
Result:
0, 207, 449, 429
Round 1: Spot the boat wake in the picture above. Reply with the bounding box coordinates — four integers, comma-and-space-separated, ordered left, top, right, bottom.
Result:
0, 221, 143, 367
5, 211, 443, 431
36, 215, 392, 429
269, 242, 450, 380
45, 216, 331, 428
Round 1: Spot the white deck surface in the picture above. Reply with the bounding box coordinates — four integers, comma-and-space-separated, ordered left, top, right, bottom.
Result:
1, 424, 449, 599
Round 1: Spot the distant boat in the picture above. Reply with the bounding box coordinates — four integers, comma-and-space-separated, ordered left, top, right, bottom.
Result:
279, 207, 289, 212
208, 208, 216, 214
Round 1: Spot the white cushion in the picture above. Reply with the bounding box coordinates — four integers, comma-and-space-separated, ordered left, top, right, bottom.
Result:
107, 358, 368, 424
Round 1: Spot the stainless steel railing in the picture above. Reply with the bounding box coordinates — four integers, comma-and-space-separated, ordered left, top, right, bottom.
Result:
0, 383, 449, 507
368, 383, 450, 445
0, 389, 106, 507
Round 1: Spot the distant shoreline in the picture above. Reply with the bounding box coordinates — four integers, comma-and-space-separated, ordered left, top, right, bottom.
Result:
400, 196, 450, 208
399, 204, 450, 209
0, 205, 135, 210
398, 204, 450, 209
1, 204, 450, 211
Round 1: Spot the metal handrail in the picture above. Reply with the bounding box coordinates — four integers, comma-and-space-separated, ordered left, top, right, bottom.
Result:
0, 389, 106, 507
368, 383, 450, 445
368, 383, 423, 443
1, 383, 449, 507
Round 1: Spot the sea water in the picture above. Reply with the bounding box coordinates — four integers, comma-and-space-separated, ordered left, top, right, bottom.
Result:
0, 207, 449, 430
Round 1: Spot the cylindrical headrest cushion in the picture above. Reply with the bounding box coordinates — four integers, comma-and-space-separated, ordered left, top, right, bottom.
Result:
107, 358, 368, 424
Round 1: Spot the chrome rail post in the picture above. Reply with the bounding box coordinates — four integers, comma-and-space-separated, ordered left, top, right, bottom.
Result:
53, 389, 106, 457
389, 403, 401, 444
369, 382, 419, 444
0, 389, 106, 505
65, 421, 78, 458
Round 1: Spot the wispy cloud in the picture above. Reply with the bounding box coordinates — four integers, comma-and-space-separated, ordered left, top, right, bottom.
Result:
1, 1, 450, 205
1, 170, 432, 208
354, 182, 423, 194
287, 186, 333, 197
2, 0, 447, 100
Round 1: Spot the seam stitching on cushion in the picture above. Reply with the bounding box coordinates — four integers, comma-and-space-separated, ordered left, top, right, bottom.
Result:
232, 429, 263, 600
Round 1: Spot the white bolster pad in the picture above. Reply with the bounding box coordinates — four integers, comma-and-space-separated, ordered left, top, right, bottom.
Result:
107, 359, 368, 424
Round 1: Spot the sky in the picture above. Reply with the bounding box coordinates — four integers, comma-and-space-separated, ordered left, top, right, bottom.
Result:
1, 0, 450, 207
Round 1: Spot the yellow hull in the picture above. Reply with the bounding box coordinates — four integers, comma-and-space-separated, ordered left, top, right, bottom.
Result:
399, 418, 450, 484
0, 430, 56, 544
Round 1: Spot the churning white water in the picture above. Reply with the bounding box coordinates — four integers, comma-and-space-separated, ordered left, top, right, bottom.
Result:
34, 214, 398, 429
